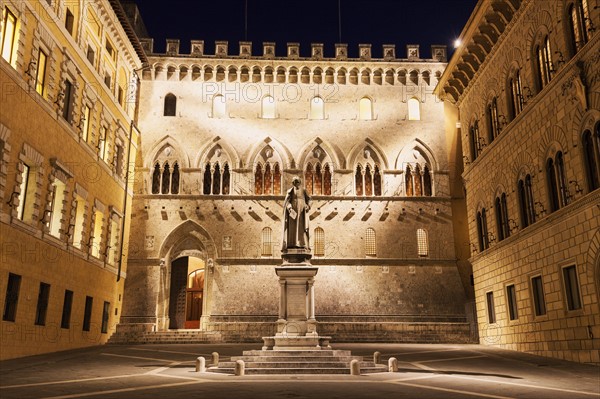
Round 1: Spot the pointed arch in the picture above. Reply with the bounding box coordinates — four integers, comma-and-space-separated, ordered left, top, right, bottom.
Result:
244, 136, 294, 169
395, 138, 438, 171
195, 136, 240, 169
159, 220, 216, 260
145, 135, 190, 169
297, 137, 345, 170
348, 138, 390, 171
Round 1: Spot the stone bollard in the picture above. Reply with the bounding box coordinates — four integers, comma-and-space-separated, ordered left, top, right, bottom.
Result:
211, 352, 219, 366
235, 359, 245, 376
373, 351, 381, 364
195, 356, 206, 373
350, 359, 361, 376
388, 357, 398, 372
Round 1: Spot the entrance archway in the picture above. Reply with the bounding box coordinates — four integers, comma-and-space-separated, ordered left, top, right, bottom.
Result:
168, 256, 206, 329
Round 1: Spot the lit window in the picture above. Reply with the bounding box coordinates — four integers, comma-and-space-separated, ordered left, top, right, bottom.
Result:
91, 210, 104, 258
408, 97, 420, 120
261, 227, 272, 256
2, 273, 21, 322
314, 227, 324, 257
469, 120, 482, 161
81, 105, 91, 142
486, 291, 496, 323
365, 228, 376, 257
164, 93, 177, 116
506, 284, 518, 320
355, 165, 363, 195
107, 216, 120, 265
98, 126, 107, 161
509, 69, 524, 119
262, 96, 275, 119
417, 229, 428, 257
562, 265, 582, 311
535, 36, 553, 90
359, 97, 372, 120
518, 174, 536, 228
72, 195, 85, 249
114, 143, 125, 178
531, 276, 546, 316
486, 97, 500, 142
34, 282, 51, 326
35, 50, 48, 97
212, 94, 226, 118
1, 8, 18, 65
568, 0, 590, 54
310, 97, 324, 120
16, 163, 30, 220
48, 178, 66, 238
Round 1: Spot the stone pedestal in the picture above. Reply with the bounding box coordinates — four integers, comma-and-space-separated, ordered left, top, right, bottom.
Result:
262, 250, 331, 350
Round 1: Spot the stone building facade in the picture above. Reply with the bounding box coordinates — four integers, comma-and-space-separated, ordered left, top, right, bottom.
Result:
117, 40, 477, 343
0, 0, 145, 359
437, 0, 600, 363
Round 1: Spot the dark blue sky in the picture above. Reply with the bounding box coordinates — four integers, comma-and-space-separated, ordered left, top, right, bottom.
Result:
135, 0, 478, 58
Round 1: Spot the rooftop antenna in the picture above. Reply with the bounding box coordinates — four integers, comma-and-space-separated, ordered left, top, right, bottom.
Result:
244, 0, 248, 41
338, 0, 342, 42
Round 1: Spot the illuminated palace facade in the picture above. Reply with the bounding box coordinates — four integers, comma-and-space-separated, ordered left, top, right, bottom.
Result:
437, 0, 599, 363
113, 39, 478, 345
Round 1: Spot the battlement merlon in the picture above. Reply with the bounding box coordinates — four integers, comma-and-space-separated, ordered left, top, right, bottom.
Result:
139, 39, 448, 62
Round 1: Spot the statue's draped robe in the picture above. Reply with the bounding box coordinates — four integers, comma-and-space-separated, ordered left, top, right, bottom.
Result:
282, 186, 311, 250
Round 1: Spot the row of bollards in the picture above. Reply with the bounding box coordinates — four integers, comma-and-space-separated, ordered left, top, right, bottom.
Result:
196, 350, 398, 376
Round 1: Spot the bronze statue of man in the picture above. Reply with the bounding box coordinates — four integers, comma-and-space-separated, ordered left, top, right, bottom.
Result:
282, 176, 311, 252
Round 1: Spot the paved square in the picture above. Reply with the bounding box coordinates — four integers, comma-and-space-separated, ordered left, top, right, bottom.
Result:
1, 344, 598, 399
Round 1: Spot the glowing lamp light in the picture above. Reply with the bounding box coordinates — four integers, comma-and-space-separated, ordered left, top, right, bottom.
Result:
453, 39, 462, 48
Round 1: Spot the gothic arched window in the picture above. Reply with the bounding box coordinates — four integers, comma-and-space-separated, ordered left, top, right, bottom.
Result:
305, 163, 314, 194
212, 162, 221, 195
273, 163, 281, 194
405, 165, 413, 196
374, 165, 382, 196
255, 163, 263, 194
171, 163, 180, 194
161, 163, 171, 194
364, 164, 373, 196
355, 165, 363, 196
423, 165, 432, 196
203, 163, 212, 195
152, 163, 161, 194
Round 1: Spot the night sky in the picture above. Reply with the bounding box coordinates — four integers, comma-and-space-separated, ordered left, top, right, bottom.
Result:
134, 0, 479, 59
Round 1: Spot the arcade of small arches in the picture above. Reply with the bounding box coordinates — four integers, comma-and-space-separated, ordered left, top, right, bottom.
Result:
147, 63, 443, 87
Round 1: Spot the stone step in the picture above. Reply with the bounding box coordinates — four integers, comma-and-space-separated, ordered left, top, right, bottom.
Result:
230, 355, 363, 362
218, 361, 358, 368
242, 350, 350, 357
207, 366, 387, 375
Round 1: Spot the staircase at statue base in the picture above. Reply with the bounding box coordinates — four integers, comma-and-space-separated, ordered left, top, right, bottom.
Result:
207, 349, 387, 375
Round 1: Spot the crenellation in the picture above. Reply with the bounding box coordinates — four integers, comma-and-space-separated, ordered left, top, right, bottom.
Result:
144, 39, 446, 62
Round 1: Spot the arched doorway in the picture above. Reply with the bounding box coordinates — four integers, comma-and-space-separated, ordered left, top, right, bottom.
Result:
168, 256, 205, 329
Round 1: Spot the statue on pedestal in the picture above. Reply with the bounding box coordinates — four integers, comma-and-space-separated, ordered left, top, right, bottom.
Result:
281, 177, 311, 262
